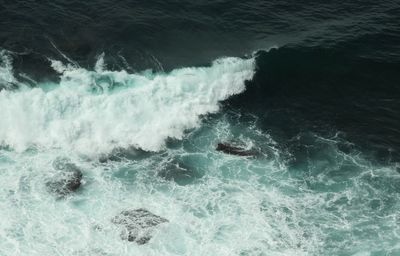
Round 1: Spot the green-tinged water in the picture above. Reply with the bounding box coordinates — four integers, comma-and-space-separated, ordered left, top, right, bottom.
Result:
1, 46, 400, 255
1, 108, 400, 255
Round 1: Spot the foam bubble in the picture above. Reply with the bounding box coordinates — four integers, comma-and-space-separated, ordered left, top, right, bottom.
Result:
0, 54, 255, 155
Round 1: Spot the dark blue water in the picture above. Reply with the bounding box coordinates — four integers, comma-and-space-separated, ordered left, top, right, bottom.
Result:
1, 1, 400, 255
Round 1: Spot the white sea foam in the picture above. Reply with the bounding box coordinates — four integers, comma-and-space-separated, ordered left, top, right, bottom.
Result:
0, 116, 315, 256
1, 50, 399, 256
0, 53, 255, 155
0, 50, 17, 89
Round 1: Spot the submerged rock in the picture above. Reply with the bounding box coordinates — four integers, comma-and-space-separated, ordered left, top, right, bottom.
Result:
112, 208, 168, 244
158, 159, 203, 185
99, 147, 152, 163
216, 143, 257, 157
46, 158, 83, 196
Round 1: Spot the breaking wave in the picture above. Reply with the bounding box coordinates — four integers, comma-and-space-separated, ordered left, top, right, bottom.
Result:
0, 51, 255, 155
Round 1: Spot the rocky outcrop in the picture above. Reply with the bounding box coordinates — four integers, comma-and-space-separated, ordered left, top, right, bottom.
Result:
112, 208, 168, 244
46, 158, 83, 196
216, 143, 257, 157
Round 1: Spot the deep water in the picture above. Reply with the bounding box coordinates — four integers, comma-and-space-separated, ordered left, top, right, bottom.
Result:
1, 1, 400, 255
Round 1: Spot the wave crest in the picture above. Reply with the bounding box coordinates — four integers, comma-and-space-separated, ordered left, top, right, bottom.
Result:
0, 53, 255, 155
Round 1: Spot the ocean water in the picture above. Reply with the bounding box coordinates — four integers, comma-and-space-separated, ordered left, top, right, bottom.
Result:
1, 1, 400, 255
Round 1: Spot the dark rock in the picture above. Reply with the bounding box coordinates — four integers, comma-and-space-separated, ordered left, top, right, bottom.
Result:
216, 143, 257, 157
46, 158, 83, 196
112, 208, 168, 244
136, 236, 151, 245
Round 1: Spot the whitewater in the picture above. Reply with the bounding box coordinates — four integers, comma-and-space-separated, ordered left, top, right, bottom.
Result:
0, 49, 400, 256
0, 50, 255, 155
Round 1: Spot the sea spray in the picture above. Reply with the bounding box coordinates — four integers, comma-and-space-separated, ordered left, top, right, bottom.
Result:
0, 53, 255, 155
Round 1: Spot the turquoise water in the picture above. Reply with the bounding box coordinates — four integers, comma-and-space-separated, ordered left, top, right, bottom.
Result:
1, 50, 400, 256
